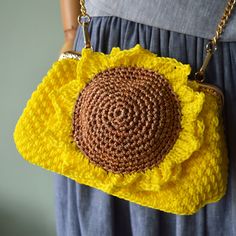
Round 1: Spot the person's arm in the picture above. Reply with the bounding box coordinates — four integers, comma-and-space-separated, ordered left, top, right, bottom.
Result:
60, 0, 80, 53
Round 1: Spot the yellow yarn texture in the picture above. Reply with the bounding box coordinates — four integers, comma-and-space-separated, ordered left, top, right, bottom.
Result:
13, 44, 228, 215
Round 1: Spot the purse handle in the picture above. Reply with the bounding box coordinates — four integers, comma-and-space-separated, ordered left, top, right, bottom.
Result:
77, 0, 236, 82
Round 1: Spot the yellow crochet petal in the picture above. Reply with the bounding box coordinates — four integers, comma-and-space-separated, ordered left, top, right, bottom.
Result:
76, 49, 111, 84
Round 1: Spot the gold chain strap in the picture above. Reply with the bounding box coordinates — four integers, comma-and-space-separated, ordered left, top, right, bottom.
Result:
77, 0, 235, 81
212, 0, 236, 45
194, 0, 236, 81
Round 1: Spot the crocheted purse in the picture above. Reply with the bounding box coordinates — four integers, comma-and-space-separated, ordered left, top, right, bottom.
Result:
13, 0, 235, 215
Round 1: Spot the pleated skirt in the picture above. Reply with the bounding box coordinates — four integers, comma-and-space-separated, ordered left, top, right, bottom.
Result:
54, 16, 236, 236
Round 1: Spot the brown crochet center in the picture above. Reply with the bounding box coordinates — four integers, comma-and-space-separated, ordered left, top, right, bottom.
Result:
72, 66, 182, 174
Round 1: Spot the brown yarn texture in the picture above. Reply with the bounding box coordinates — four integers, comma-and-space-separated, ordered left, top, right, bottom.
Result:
72, 66, 182, 174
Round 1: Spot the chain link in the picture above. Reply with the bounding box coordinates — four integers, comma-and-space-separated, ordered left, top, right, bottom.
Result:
79, 0, 87, 17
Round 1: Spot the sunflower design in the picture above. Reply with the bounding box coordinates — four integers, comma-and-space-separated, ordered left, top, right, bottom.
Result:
14, 44, 228, 215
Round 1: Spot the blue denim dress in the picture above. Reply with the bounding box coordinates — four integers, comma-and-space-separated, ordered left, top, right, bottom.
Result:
54, 16, 236, 236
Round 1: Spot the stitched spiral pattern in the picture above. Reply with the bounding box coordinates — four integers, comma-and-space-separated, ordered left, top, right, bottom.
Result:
72, 66, 182, 174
